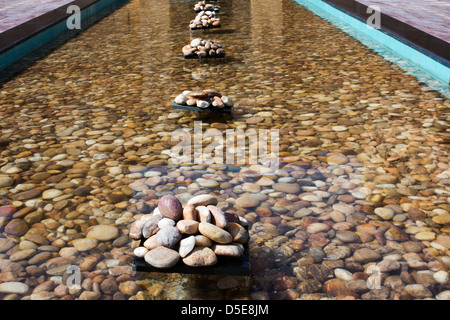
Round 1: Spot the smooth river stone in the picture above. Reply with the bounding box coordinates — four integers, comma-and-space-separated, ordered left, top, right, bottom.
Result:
158, 195, 183, 221
198, 222, 232, 244
272, 183, 301, 194
196, 206, 211, 222
72, 238, 98, 251
143, 235, 161, 250
0, 282, 29, 294
156, 226, 182, 248
432, 213, 450, 225
42, 189, 64, 199
374, 207, 395, 220
195, 235, 213, 247
86, 224, 119, 241
187, 194, 218, 207
306, 222, 330, 234
353, 248, 381, 262
225, 222, 249, 244
142, 215, 162, 238
207, 205, 227, 228
182, 247, 217, 267
0, 205, 15, 217
12, 188, 44, 201
0, 176, 14, 187
177, 220, 199, 235
134, 246, 148, 258
4, 219, 29, 236
213, 244, 244, 258
179, 236, 196, 258
129, 220, 145, 240
182, 204, 198, 220
144, 247, 180, 268
235, 195, 260, 208
158, 218, 176, 229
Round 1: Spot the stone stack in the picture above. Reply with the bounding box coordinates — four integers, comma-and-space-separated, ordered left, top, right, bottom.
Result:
174, 89, 234, 109
182, 38, 225, 59
194, 1, 219, 13
189, 10, 220, 29
129, 194, 248, 268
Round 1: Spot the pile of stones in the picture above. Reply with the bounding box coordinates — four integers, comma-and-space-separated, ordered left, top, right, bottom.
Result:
194, 1, 219, 12
173, 89, 234, 109
189, 10, 220, 29
129, 194, 249, 268
182, 38, 225, 58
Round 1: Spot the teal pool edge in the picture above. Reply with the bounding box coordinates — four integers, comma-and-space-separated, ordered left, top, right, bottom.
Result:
294, 0, 450, 98
0, 0, 130, 83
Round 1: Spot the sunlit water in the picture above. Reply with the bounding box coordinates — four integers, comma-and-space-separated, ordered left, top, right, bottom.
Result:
0, 0, 449, 300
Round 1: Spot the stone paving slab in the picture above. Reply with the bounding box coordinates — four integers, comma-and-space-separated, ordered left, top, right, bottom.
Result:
356, 0, 450, 44
0, 0, 97, 53
322, 0, 450, 66
0, 0, 74, 33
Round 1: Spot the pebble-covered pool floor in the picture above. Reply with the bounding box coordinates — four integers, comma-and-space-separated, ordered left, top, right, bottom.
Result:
0, 0, 449, 300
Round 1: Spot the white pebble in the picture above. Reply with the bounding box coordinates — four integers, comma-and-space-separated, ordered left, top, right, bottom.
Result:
433, 270, 449, 284
334, 268, 353, 281
134, 247, 148, 258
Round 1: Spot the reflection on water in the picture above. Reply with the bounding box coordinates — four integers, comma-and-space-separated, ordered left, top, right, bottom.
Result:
0, 0, 449, 300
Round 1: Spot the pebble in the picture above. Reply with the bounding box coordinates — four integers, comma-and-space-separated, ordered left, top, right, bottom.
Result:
196, 206, 212, 223
432, 213, 450, 225
353, 248, 381, 263
433, 271, 449, 284
207, 205, 227, 228
374, 207, 395, 220
415, 231, 436, 241
142, 215, 162, 239
225, 222, 249, 244
404, 284, 433, 299
158, 195, 183, 221
235, 195, 260, 208
4, 219, 29, 236
0, 0, 448, 301
143, 235, 160, 250
158, 217, 176, 229
134, 247, 148, 258
179, 236, 196, 258
0, 176, 14, 187
213, 244, 244, 258
182, 204, 197, 220
156, 226, 182, 248
198, 222, 232, 244
72, 238, 98, 252
176, 220, 199, 234
272, 183, 301, 194
187, 194, 218, 207
144, 247, 180, 268
306, 223, 330, 234
332, 126, 348, 132
334, 268, 353, 281
323, 279, 357, 298
182, 247, 217, 267
0, 282, 29, 294
195, 235, 213, 247
86, 225, 119, 241
436, 291, 450, 300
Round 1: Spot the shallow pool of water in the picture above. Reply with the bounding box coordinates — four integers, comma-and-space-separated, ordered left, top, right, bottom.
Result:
0, 0, 449, 300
